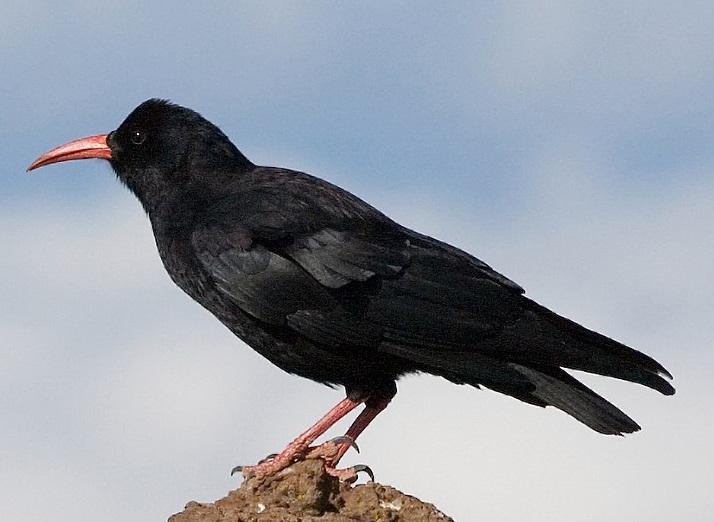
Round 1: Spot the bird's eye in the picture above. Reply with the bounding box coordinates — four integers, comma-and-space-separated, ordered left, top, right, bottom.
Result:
130, 130, 147, 145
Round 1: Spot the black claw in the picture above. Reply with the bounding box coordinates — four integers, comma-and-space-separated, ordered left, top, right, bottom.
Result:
353, 464, 375, 482
330, 435, 360, 453
259, 453, 279, 464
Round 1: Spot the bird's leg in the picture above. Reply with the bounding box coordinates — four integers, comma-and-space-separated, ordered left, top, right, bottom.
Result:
315, 387, 396, 482
324, 394, 393, 467
234, 396, 362, 477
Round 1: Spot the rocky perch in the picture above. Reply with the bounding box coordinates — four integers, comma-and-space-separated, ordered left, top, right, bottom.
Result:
169, 459, 454, 522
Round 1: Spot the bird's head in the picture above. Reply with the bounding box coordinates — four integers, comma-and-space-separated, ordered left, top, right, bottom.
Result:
28, 99, 253, 214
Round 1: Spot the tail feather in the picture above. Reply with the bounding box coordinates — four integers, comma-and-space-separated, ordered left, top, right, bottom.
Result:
381, 296, 674, 435
507, 364, 642, 435
480, 299, 675, 396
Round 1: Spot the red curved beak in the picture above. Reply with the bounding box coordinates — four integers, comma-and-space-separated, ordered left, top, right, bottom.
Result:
27, 134, 112, 171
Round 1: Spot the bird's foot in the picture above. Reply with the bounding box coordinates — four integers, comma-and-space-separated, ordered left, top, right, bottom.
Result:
325, 463, 375, 483
310, 436, 374, 482
231, 448, 298, 477
231, 435, 365, 480
305, 435, 359, 459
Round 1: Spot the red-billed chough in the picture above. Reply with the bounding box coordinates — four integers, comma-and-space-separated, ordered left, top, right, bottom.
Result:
28, 99, 674, 480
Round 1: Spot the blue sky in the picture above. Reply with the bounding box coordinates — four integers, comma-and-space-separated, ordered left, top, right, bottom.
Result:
2, 2, 712, 521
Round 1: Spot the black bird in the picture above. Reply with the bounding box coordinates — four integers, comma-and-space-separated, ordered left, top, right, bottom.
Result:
28, 99, 674, 479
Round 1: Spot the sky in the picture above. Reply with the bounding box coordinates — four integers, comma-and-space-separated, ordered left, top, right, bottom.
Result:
2, 2, 712, 521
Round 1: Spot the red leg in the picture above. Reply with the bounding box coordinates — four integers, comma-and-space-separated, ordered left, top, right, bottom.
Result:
238, 396, 362, 477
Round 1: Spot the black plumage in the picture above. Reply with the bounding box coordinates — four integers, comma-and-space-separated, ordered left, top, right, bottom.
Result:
28, 99, 674, 475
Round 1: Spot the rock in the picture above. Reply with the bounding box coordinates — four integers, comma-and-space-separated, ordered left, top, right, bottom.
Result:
168, 459, 454, 522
